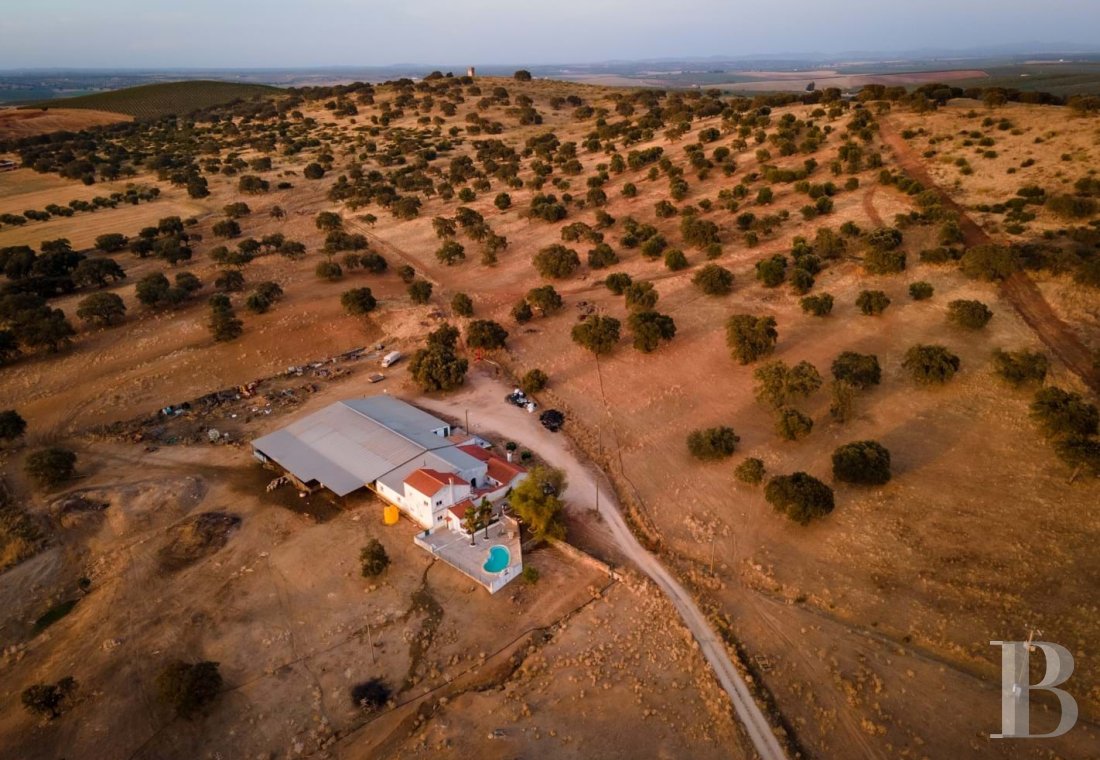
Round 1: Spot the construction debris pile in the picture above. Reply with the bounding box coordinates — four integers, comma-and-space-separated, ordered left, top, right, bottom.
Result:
90, 346, 383, 446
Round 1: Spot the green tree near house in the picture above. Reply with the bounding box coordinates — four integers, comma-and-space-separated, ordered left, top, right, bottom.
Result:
509, 465, 566, 542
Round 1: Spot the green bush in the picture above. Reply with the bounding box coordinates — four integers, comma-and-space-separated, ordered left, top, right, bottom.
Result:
466, 319, 509, 350
960, 244, 1019, 281
726, 314, 778, 364
832, 441, 892, 484
856, 290, 891, 315
800, 293, 834, 316
533, 245, 580, 279
628, 311, 676, 353
664, 249, 689, 271
909, 281, 934, 300
315, 261, 343, 281
947, 299, 993, 329
571, 315, 621, 355
864, 248, 906, 275
407, 279, 433, 304
360, 539, 390, 577
992, 348, 1048, 387
409, 324, 467, 391
734, 457, 766, 485
520, 369, 548, 395
341, 288, 377, 315
831, 352, 882, 388
450, 292, 474, 317
692, 264, 734, 295
765, 472, 835, 524
687, 426, 740, 460
775, 408, 814, 441
1029, 387, 1099, 439
604, 272, 632, 295
903, 344, 961, 384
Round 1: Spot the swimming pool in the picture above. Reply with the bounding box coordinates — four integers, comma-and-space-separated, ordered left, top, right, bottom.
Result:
482, 545, 510, 574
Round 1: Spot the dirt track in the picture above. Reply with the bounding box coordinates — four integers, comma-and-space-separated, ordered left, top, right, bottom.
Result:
879, 117, 1100, 395
417, 368, 789, 760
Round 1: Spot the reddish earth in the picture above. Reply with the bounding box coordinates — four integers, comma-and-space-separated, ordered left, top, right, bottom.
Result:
880, 116, 1100, 394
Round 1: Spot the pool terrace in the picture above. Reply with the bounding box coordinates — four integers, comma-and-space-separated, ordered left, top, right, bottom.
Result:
413, 515, 524, 593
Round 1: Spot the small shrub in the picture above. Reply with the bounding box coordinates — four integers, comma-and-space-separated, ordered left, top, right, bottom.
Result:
765, 472, 835, 524
831, 352, 881, 389
992, 348, 1049, 387
521, 565, 541, 584
687, 427, 740, 461
604, 272, 632, 295
314, 261, 343, 281
726, 314, 778, 364
903, 344, 961, 384
832, 441, 891, 484
520, 369, 548, 395
360, 539, 390, 577
909, 281, 934, 300
800, 293, 834, 316
450, 292, 474, 317
856, 290, 890, 315
466, 319, 509, 350
341, 288, 377, 315
1029, 387, 1099, 439
407, 280, 433, 304
734, 457, 765, 485
775, 408, 814, 441
947, 299, 993, 329
664, 248, 689, 271
693, 264, 733, 295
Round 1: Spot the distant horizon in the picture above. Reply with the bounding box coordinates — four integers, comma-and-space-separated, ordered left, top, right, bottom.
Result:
5, 0, 1100, 69
3, 44, 1100, 75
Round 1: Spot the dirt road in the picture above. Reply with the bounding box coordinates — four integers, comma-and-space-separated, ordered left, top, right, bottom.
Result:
878, 117, 1100, 394
416, 367, 789, 760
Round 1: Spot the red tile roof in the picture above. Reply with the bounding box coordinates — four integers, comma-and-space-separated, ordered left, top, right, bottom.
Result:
458, 445, 526, 484
404, 468, 467, 497
447, 499, 474, 519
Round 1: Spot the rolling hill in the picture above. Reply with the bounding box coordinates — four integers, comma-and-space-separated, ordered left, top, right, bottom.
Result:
27, 80, 282, 119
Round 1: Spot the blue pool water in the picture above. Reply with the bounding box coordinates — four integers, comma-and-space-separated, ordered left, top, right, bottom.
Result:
483, 545, 510, 573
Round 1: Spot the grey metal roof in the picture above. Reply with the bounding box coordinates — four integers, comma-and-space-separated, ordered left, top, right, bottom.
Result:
251, 398, 461, 497
341, 396, 453, 449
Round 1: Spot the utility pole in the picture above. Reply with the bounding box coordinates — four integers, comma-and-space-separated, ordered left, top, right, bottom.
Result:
464, 408, 469, 434
595, 481, 600, 515
709, 533, 716, 574
366, 623, 375, 664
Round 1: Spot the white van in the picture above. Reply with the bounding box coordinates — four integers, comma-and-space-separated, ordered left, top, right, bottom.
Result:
381, 350, 402, 368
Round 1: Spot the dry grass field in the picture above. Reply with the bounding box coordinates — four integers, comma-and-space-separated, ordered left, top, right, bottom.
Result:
0, 107, 131, 140
0, 77, 1097, 758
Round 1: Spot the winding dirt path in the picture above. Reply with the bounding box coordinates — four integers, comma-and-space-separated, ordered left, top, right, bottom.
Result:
878, 118, 1100, 394
417, 368, 789, 760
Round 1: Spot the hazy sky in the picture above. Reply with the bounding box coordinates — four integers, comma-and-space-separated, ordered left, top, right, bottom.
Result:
2, 0, 1098, 69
